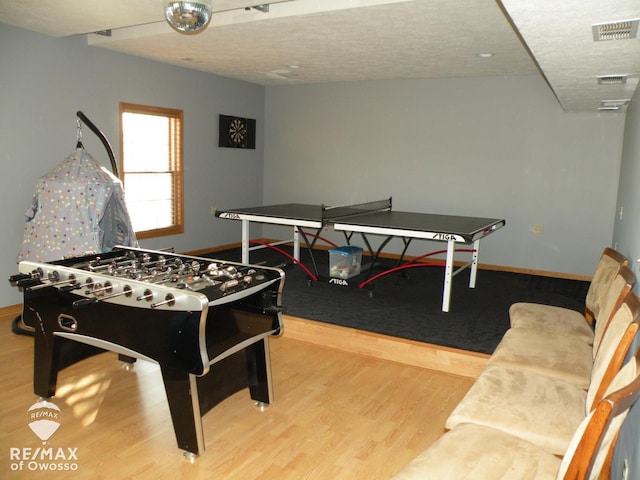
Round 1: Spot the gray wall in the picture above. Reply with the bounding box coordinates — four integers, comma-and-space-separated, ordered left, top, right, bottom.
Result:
1, 23, 265, 307
611, 84, 640, 480
264, 78, 626, 276
1, 22, 634, 309
613, 86, 640, 293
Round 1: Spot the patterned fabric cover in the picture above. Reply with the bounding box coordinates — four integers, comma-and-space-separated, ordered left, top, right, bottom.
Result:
17, 148, 138, 262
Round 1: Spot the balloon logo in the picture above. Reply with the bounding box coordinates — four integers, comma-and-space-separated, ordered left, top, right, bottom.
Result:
27, 400, 61, 443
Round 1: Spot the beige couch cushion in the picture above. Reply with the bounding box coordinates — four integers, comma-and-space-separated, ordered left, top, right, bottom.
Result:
445, 365, 587, 455
509, 249, 620, 333
509, 270, 630, 363
487, 327, 593, 387
390, 423, 561, 480
508, 303, 594, 343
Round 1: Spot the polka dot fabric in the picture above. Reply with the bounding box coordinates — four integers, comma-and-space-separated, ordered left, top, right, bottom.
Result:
17, 148, 138, 262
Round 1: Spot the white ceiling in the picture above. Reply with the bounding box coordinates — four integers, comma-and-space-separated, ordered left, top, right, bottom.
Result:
1, 0, 639, 112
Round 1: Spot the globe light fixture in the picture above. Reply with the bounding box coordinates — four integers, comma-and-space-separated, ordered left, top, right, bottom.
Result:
164, 1, 212, 34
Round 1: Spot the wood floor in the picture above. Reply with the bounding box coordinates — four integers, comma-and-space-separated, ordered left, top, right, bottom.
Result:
0, 308, 475, 479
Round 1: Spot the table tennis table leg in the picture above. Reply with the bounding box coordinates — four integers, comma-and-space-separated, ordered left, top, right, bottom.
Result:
469, 239, 480, 288
293, 227, 301, 261
241, 220, 250, 263
442, 239, 455, 312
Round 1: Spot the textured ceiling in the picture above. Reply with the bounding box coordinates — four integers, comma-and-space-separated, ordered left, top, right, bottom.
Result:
1, 0, 638, 112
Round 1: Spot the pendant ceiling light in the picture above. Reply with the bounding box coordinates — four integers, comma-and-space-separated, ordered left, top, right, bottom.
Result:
164, 1, 212, 34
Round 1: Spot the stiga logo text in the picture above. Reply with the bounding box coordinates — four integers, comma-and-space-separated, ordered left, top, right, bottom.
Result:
9, 447, 79, 472
328, 278, 349, 286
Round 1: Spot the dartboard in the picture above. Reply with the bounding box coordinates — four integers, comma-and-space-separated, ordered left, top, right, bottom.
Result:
229, 118, 247, 146
219, 114, 255, 149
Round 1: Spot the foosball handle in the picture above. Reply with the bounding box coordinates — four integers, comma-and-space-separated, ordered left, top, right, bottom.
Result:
60, 284, 82, 293
8, 273, 32, 283
72, 297, 99, 309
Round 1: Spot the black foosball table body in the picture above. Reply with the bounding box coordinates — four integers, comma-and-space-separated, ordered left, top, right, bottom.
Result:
13, 246, 285, 457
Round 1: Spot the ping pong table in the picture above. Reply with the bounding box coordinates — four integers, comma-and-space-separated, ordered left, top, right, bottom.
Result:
215, 198, 505, 312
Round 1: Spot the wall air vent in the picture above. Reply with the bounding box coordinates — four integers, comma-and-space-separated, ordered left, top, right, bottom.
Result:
597, 75, 628, 85
592, 19, 639, 41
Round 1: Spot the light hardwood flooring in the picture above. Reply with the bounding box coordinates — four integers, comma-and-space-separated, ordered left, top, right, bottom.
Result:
0, 308, 476, 479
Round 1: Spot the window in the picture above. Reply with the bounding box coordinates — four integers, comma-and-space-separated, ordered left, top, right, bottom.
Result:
119, 102, 184, 239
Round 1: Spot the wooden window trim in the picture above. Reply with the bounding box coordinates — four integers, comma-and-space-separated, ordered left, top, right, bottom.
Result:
119, 102, 184, 240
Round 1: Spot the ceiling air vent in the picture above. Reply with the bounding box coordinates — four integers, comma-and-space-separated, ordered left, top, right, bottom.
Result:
597, 75, 628, 85
598, 99, 631, 111
592, 19, 639, 41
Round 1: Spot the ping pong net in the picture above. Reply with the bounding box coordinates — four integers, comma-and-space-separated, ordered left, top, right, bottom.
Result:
321, 197, 392, 222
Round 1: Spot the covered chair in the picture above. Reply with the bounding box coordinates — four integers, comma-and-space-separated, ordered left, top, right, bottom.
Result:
509, 247, 629, 343
17, 147, 138, 263
444, 291, 640, 456
485, 267, 636, 388
391, 344, 640, 480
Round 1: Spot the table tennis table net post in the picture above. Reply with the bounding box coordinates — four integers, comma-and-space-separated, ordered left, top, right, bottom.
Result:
321, 198, 392, 222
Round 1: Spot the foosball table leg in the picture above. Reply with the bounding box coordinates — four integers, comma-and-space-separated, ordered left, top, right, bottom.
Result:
254, 401, 269, 411
118, 354, 136, 371
246, 338, 273, 406
183, 451, 197, 463
160, 367, 205, 457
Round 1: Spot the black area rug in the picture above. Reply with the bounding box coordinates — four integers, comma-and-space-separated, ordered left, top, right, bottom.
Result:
204, 247, 590, 355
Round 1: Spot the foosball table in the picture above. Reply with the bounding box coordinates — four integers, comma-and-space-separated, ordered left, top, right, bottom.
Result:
10, 246, 285, 458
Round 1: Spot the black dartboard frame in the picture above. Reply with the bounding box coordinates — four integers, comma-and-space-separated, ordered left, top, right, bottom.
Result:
219, 115, 256, 149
